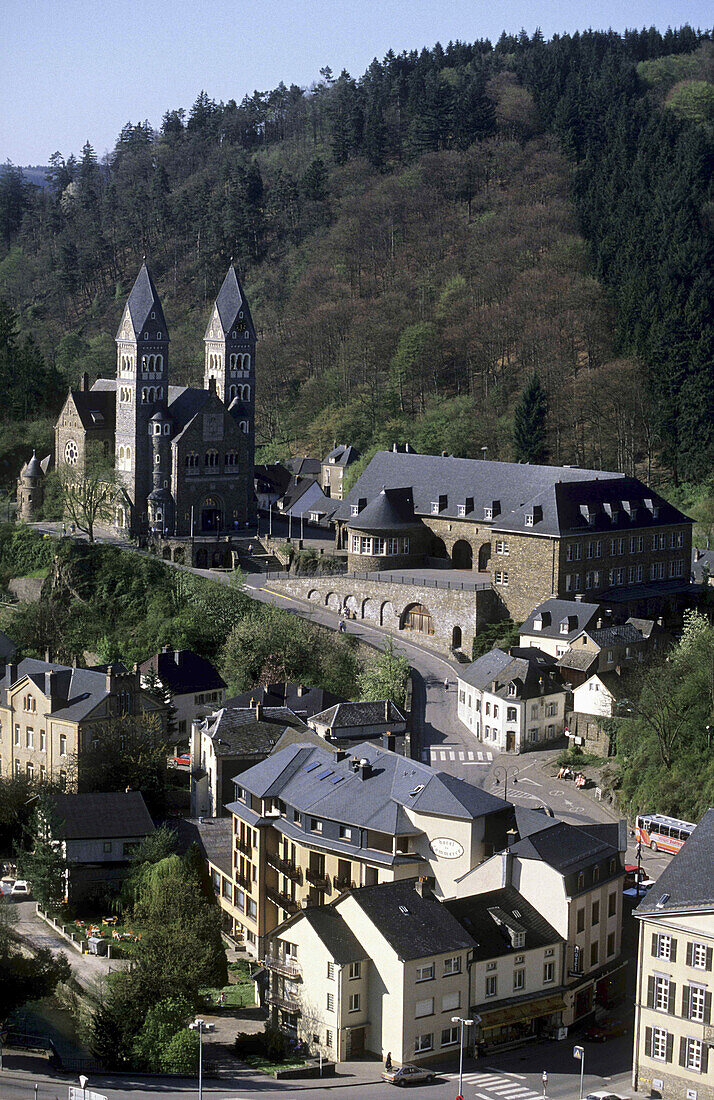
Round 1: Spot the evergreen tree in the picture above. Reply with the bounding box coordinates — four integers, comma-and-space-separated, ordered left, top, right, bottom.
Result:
513, 374, 548, 463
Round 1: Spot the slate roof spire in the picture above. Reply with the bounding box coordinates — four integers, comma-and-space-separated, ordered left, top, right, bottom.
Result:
117, 261, 169, 341
208, 263, 255, 338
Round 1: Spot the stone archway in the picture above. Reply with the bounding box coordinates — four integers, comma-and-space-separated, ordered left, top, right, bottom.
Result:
326, 591, 341, 611
195, 548, 208, 568
172, 547, 185, 564
431, 537, 448, 560
344, 595, 359, 616
361, 597, 376, 620
452, 540, 473, 570
380, 600, 395, 626
308, 589, 320, 601
452, 625, 462, 650
478, 542, 491, 571
401, 602, 435, 635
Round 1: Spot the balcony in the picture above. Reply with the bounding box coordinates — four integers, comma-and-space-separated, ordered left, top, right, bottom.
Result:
333, 875, 356, 893
235, 834, 253, 857
266, 851, 303, 884
265, 885, 299, 914
234, 871, 252, 892
306, 868, 331, 892
267, 991, 301, 1014
264, 953, 302, 979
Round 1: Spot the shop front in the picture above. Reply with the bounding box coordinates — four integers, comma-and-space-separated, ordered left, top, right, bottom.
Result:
473, 992, 566, 1055
565, 960, 628, 1027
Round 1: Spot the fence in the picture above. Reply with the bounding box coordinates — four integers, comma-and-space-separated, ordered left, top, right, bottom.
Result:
261, 569, 490, 592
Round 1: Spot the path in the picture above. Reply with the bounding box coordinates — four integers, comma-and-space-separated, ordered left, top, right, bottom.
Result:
12, 901, 125, 999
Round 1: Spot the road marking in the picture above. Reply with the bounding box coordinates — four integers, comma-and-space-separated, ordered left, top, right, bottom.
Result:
468, 751, 475, 760
519, 777, 540, 785
449, 751, 456, 760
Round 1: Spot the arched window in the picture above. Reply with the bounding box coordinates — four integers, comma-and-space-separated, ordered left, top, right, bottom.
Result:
243, 384, 250, 400
229, 385, 237, 401
230, 353, 238, 369
205, 449, 219, 468
163, 423, 170, 435
156, 354, 163, 370
241, 353, 250, 369
402, 603, 434, 635
154, 423, 161, 435
141, 388, 148, 402
142, 355, 148, 370
148, 387, 155, 402
156, 386, 163, 400
64, 440, 78, 466
155, 454, 161, 465
240, 420, 248, 433
118, 445, 125, 463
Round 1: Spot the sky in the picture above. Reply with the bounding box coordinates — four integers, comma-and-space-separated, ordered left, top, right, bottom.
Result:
2, 0, 712, 165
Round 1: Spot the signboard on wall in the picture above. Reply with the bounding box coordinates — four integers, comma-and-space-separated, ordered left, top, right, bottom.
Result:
429, 836, 464, 859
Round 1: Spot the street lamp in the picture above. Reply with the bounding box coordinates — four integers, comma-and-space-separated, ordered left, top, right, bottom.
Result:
635, 841, 643, 900
451, 1015, 478, 1099
79, 1075, 89, 1100
189, 1017, 215, 1100
493, 765, 519, 802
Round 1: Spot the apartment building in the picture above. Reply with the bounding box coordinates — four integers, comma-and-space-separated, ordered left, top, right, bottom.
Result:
633, 808, 714, 1100
224, 739, 513, 955
457, 647, 566, 753
266, 877, 565, 1063
518, 599, 602, 658
139, 646, 226, 737
0, 658, 164, 788
456, 812, 626, 1026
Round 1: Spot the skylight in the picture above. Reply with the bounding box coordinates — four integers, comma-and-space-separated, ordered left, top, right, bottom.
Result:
331, 776, 344, 785
304, 762, 320, 773
318, 769, 333, 780
398, 905, 410, 915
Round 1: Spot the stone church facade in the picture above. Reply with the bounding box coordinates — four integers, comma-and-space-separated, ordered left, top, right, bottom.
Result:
52, 263, 256, 540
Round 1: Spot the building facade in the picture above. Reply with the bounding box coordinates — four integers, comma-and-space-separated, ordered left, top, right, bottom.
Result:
633, 808, 714, 1100
52, 263, 255, 540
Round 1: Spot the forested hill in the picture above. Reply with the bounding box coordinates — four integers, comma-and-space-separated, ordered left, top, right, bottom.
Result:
0, 26, 713, 483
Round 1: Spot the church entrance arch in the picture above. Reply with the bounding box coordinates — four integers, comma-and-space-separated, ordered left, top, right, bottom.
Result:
452, 540, 473, 570
478, 542, 491, 571
200, 496, 223, 533
401, 603, 435, 635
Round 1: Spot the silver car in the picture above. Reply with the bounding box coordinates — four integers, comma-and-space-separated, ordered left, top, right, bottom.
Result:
381, 1064, 437, 1086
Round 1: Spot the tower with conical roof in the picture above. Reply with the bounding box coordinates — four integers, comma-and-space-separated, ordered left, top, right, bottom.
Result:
115, 262, 170, 533
204, 264, 256, 476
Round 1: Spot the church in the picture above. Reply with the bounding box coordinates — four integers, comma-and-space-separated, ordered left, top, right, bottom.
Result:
51, 262, 256, 541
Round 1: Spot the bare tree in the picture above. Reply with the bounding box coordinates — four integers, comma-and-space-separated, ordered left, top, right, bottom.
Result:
59, 442, 120, 542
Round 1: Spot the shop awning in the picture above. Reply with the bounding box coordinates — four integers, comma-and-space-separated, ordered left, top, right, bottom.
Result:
477, 993, 566, 1029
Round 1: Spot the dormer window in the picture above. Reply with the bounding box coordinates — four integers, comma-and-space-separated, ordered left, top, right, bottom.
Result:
457, 505, 465, 517
525, 514, 534, 527
484, 507, 492, 520
533, 618, 543, 631
431, 501, 439, 514
157, 331, 162, 340
507, 682, 517, 697
351, 504, 359, 516
560, 621, 569, 635
151, 312, 156, 319
330, 456, 336, 464
511, 930, 525, 949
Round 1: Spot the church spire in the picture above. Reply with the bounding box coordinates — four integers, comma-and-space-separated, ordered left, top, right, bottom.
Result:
116, 261, 169, 342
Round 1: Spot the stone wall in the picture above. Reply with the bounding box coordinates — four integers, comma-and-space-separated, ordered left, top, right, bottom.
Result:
265, 574, 505, 656
491, 533, 558, 621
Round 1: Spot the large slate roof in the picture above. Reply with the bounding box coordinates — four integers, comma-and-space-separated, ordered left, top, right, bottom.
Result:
211, 265, 255, 337
323, 444, 357, 468
635, 808, 714, 916
71, 388, 117, 431
445, 885, 563, 960
0, 658, 122, 722
139, 648, 226, 696
301, 908, 367, 963
520, 599, 601, 641
48, 791, 154, 841
458, 646, 560, 700
228, 740, 511, 834
201, 706, 307, 758
119, 263, 168, 339
349, 487, 421, 532
225, 682, 345, 718
336, 452, 689, 537
172, 816, 233, 876
507, 818, 618, 876
310, 700, 406, 732
345, 879, 476, 960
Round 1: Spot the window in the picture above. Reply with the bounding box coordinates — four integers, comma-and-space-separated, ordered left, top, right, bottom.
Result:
577, 908, 585, 933
688, 984, 706, 1022
494, 570, 508, 585
64, 440, 78, 465
652, 1026, 668, 1061
590, 941, 599, 966
493, 704, 499, 719
40, 764, 46, 782
685, 1037, 703, 1072
655, 975, 671, 1011
444, 956, 461, 975
689, 942, 709, 970
14, 724, 20, 745
360, 536, 372, 555
495, 539, 509, 555
59, 769, 67, 790
349, 993, 360, 1013
26, 727, 34, 748
415, 1033, 433, 1053
326, 993, 335, 1013
608, 892, 617, 918
103, 841, 112, 854
607, 932, 615, 957
40, 729, 46, 752
402, 537, 410, 553
592, 900, 600, 926
544, 961, 554, 983
339, 826, 352, 841
59, 733, 67, 756
441, 1027, 459, 1046
484, 507, 493, 520
327, 962, 335, 980
513, 968, 525, 991
387, 537, 399, 555
415, 998, 434, 1018
351, 535, 360, 553
325, 1030, 333, 1048
310, 818, 322, 833
442, 991, 460, 1012
348, 961, 361, 979
416, 963, 434, 982
26, 762, 34, 780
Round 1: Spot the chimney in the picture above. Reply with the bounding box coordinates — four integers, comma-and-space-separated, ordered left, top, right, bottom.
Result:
501, 849, 513, 887
334, 749, 348, 762
208, 376, 216, 394
415, 878, 433, 899
357, 758, 371, 780
596, 617, 603, 629
8, 661, 18, 684
45, 669, 59, 706
297, 684, 305, 698
255, 702, 263, 721
574, 594, 582, 602
382, 732, 395, 752
81, 371, 89, 392
45, 647, 51, 663
657, 616, 664, 627
384, 700, 390, 721
174, 649, 181, 665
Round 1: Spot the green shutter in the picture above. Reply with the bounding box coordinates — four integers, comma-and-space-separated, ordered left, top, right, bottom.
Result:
652, 933, 659, 956
647, 975, 655, 1008
670, 938, 677, 963
706, 946, 713, 972
704, 991, 712, 1025
681, 985, 690, 1018
668, 980, 676, 1014
702, 1044, 710, 1074
645, 1027, 652, 1057
686, 942, 693, 966
665, 1032, 674, 1063
679, 1036, 687, 1068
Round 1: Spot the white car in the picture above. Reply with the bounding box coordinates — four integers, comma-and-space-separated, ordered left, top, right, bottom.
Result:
11, 880, 31, 898
586, 1091, 630, 1100
0, 876, 15, 895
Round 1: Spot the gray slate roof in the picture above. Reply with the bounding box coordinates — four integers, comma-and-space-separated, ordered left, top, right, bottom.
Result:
91, 380, 221, 440
228, 740, 510, 834
201, 706, 307, 758
336, 451, 689, 538
587, 623, 645, 648
310, 700, 406, 731
346, 879, 476, 960
139, 647, 226, 695
635, 808, 714, 916
301, 908, 367, 963
289, 456, 321, 478
210, 265, 255, 338
349, 487, 421, 532
0, 658, 124, 722
445, 885, 563, 960
70, 388, 117, 431
48, 791, 154, 841
520, 599, 601, 641
120, 263, 168, 339
225, 682, 345, 718
507, 819, 618, 876
172, 816, 233, 876
323, 444, 357, 467
21, 452, 45, 478
458, 647, 560, 700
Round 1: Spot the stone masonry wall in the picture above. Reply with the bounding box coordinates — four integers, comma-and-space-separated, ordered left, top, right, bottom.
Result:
265, 575, 505, 656
491, 533, 558, 622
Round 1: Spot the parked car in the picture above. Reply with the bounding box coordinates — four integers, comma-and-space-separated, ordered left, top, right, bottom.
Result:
583, 1019, 630, 1042
171, 753, 191, 768
0, 876, 15, 895
586, 1092, 630, 1100
10, 880, 31, 898
381, 1065, 437, 1086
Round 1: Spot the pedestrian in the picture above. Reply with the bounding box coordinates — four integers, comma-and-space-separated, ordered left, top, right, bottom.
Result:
62, 522, 66, 536
385, 1052, 392, 1071
338, 619, 345, 633
444, 678, 449, 690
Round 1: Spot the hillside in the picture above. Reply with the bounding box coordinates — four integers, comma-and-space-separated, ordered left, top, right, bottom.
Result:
0, 26, 712, 485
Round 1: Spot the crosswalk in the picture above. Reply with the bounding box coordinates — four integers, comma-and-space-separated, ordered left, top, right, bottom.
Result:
444, 1069, 541, 1100
422, 747, 494, 765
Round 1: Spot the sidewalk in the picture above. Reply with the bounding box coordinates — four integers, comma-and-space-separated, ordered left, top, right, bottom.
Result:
13, 901, 125, 999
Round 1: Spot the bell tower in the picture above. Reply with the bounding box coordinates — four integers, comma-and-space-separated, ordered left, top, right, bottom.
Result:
204, 264, 256, 473
115, 262, 170, 534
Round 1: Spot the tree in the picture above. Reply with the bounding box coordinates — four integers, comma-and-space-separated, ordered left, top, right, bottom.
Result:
15, 790, 68, 913
513, 374, 548, 463
59, 441, 119, 542
71, 712, 169, 815
356, 639, 410, 707
0, 901, 71, 1024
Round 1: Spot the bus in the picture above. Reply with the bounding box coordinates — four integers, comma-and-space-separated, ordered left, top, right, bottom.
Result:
635, 813, 697, 854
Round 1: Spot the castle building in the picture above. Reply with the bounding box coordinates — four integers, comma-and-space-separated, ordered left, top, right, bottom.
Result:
51, 262, 255, 541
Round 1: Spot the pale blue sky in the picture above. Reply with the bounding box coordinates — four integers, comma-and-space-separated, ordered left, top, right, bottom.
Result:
2, 0, 712, 164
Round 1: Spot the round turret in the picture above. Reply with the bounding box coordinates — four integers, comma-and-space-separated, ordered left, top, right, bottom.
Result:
17, 451, 47, 523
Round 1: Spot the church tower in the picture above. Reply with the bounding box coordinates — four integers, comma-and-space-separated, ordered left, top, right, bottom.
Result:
115, 263, 170, 535
204, 265, 256, 476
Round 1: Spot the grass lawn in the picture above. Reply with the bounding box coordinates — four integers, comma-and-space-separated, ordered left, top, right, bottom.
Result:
201, 958, 256, 1008
244, 1054, 307, 1075
62, 915, 145, 957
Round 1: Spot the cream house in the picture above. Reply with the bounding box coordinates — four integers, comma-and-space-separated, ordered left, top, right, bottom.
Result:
633, 808, 714, 1100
